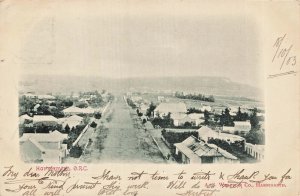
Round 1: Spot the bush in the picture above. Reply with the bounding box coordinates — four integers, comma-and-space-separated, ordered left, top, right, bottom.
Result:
69, 145, 83, 158
94, 112, 102, 119
90, 121, 97, 128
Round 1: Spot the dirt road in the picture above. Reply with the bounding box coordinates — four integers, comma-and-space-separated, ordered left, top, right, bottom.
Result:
81, 95, 165, 163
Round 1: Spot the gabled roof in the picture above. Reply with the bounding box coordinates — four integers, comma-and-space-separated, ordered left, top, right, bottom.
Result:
223, 126, 235, 131
63, 106, 83, 113
171, 113, 188, 120
188, 113, 204, 120
174, 136, 203, 163
197, 126, 218, 138
234, 121, 251, 126
33, 115, 58, 122
205, 143, 238, 160
19, 114, 33, 123
68, 115, 83, 121
63, 106, 95, 114
174, 135, 238, 162
20, 130, 67, 142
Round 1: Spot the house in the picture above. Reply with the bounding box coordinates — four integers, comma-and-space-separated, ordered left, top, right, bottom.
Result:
174, 135, 239, 164
32, 115, 58, 126
19, 130, 68, 163
37, 94, 56, 100
197, 126, 245, 143
63, 106, 95, 116
171, 113, 204, 127
200, 105, 212, 112
61, 115, 83, 129
188, 113, 205, 126
244, 143, 264, 161
222, 126, 235, 134
80, 107, 96, 115
19, 114, 33, 124
234, 121, 251, 135
171, 113, 190, 126
63, 106, 83, 116
154, 102, 187, 117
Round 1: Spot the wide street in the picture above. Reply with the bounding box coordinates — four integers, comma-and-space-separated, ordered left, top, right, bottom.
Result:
79, 95, 165, 163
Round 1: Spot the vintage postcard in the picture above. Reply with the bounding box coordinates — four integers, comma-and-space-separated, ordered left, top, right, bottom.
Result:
0, 0, 299, 195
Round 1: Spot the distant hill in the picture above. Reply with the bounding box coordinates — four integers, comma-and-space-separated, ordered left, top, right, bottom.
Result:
19, 74, 263, 99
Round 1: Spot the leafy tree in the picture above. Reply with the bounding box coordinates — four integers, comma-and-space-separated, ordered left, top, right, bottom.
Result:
183, 121, 192, 128
63, 100, 73, 107
146, 102, 156, 117
69, 145, 83, 158
235, 107, 243, 121
151, 113, 174, 128
220, 108, 233, 126
204, 109, 210, 125
94, 112, 102, 119
64, 124, 70, 134
50, 108, 65, 118
90, 121, 97, 128
37, 104, 51, 115
250, 108, 260, 130
234, 107, 249, 121
76, 102, 88, 108
174, 91, 215, 102
161, 129, 198, 145
187, 107, 202, 114
245, 129, 265, 145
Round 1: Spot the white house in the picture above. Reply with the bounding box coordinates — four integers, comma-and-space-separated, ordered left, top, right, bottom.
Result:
32, 115, 59, 126
63, 106, 96, 116
197, 126, 245, 143
222, 126, 235, 134
19, 114, 33, 124
244, 143, 264, 161
154, 102, 187, 117
61, 115, 84, 129
171, 113, 204, 127
234, 121, 251, 135
20, 130, 68, 163
174, 135, 239, 164
63, 106, 84, 116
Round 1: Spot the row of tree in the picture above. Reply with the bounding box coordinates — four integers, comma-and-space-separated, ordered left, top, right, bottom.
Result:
175, 92, 215, 102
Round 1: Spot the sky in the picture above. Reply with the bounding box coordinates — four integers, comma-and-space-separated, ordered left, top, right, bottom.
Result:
18, 3, 262, 88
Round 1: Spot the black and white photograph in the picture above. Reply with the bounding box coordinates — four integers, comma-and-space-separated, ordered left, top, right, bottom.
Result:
17, 12, 265, 164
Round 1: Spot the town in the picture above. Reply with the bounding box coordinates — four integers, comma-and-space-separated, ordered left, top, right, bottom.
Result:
19, 88, 265, 164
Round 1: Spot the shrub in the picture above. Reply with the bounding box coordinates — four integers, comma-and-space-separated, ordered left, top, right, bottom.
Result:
94, 112, 102, 119
69, 145, 83, 158
90, 121, 97, 128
